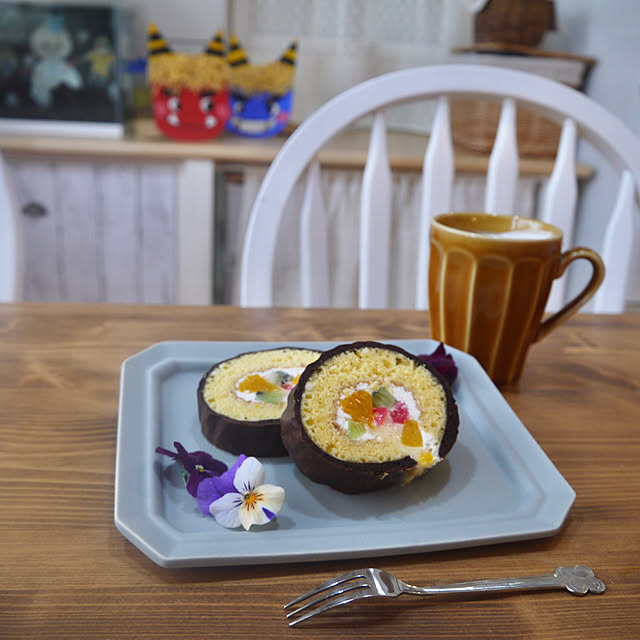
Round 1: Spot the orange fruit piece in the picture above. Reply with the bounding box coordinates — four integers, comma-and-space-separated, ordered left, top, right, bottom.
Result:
401, 420, 422, 447
340, 389, 373, 426
238, 374, 278, 393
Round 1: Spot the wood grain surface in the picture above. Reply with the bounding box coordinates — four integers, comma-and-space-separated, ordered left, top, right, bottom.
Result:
1, 303, 638, 639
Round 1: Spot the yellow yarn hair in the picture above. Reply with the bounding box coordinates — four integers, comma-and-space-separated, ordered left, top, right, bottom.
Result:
228, 37, 297, 95
147, 24, 230, 92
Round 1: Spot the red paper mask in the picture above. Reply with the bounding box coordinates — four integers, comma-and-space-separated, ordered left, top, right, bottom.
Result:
147, 24, 231, 141
151, 85, 230, 141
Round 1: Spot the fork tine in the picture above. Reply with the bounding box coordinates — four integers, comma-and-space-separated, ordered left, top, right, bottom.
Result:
284, 570, 364, 609
285, 581, 368, 620
287, 589, 374, 627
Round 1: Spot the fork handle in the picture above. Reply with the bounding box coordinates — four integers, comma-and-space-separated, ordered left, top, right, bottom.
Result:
403, 565, 605, 597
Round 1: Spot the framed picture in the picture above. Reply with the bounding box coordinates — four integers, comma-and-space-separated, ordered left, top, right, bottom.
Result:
0, 2, 130, 137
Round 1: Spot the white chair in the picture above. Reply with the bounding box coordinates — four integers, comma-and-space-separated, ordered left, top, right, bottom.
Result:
239, 64, 640, 312
0, 151, 22, 302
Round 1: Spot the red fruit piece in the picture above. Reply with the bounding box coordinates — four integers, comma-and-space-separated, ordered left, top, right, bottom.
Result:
390, 401, 409, 424
372, 406, 388, 426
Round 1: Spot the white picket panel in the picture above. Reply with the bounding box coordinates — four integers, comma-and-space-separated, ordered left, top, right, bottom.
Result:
98, 163, 140, 304
593, 171, 636, 312
485, 98, 519, 215
177, 159, 214, 305
55, 161, 102, 302
0, 151, 21, 302
541, 118, 578, 311
416, 96, 454, 310
300, 161, 330, 308
359, 111, 392, 309
138, 164, 178, 305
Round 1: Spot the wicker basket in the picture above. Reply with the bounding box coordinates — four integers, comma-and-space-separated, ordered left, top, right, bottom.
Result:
450, 97, 561, 158
474, 0, 556, 48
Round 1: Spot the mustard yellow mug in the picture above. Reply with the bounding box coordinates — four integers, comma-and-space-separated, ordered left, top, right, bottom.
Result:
428, 213, 605, 387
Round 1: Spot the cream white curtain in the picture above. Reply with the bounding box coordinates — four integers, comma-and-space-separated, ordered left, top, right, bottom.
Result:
227, 2, 544, 308
231, 167, 543, 308
230, 0, 474, 127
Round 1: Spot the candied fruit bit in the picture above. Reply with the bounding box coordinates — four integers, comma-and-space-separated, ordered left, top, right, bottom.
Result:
347, 421, 366, 440
255, 389, 285, 404
238, 374, 278, 393
372, 386, 395, 408
277, 370, 293, 385
390, 400, 409, 424
401, 420, 422, 447
340, 389, 373, 425
372, 406, 388, 426
266, 370, 290, 387
419, 451, 434, 467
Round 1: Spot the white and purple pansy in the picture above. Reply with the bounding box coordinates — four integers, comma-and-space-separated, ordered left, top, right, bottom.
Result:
208, 456, 285, 531
156, 443, 285, 530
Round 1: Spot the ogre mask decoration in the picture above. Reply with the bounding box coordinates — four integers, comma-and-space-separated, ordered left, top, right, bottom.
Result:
147, 24, 231, 141
226, 36, 297, 138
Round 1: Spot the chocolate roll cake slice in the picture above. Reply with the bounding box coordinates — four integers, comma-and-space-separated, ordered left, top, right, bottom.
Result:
198, 347, 321, 456
281, 341, 459, 493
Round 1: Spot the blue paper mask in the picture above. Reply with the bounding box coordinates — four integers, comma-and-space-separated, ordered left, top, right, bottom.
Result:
225, 36, 297, 138
227, 90, 293, 137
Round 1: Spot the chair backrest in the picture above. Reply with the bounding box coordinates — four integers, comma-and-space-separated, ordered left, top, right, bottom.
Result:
0, 151, 22, 302
239, 64, 640, 312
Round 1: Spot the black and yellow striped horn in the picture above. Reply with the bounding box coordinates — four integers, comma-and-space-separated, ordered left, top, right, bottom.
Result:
147, 23, 172, 55
227, 35, 249, 67
279, 41, 297, 66
204, 29, 225, 57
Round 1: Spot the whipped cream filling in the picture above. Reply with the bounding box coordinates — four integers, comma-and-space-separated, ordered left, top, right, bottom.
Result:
335, 382, 442, 463
234, 366, 304, 403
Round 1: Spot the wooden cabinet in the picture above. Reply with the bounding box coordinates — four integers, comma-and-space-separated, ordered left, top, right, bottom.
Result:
9, 157, 178, 304
5, 143, 216, 305
2, 121, 589, 307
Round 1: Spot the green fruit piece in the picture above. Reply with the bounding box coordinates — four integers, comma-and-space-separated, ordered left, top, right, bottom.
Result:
276, 370, 293, 385
268, 370, 293, 386
372, 386, 395, 408
347, 420, 366, 439
256, 389, 286, 404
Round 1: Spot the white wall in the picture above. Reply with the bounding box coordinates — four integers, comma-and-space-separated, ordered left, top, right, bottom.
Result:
121, 0, 228, 56
542, 0, 640, 304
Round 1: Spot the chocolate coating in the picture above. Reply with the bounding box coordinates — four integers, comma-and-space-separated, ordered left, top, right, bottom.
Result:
280, 341, 459, 493
198, 368, 288, 456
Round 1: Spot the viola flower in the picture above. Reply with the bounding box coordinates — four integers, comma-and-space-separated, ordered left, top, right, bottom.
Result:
196, 454, 247, 516
156, 441, 228, 496
418, 343, 458, 386
209, 456, 285, 530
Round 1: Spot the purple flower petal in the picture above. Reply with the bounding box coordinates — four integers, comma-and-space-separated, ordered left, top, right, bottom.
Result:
262, 507, 276, 522
156, 441, 229, 497
155, 446, 178, 459
190, 451, 228, 476
185, 470, 202, 497
195, 454, 248, 514
212, 454, 247, 496
196, 477, 224, 515
173, 441, 194, 471
418, 343, 458, 386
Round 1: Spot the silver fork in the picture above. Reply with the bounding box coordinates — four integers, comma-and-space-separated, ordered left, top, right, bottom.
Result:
284, 565, 605, 627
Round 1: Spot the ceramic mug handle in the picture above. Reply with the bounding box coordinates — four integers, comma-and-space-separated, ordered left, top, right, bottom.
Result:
535, 248, 605, 343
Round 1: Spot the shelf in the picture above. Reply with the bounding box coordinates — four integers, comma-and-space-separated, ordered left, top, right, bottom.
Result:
0, 118, 593, 179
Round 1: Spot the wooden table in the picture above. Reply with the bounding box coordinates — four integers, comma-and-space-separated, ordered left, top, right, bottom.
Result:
1, 303, 638, 639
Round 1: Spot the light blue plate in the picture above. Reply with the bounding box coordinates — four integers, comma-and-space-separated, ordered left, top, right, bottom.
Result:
114, 339, 575, 568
